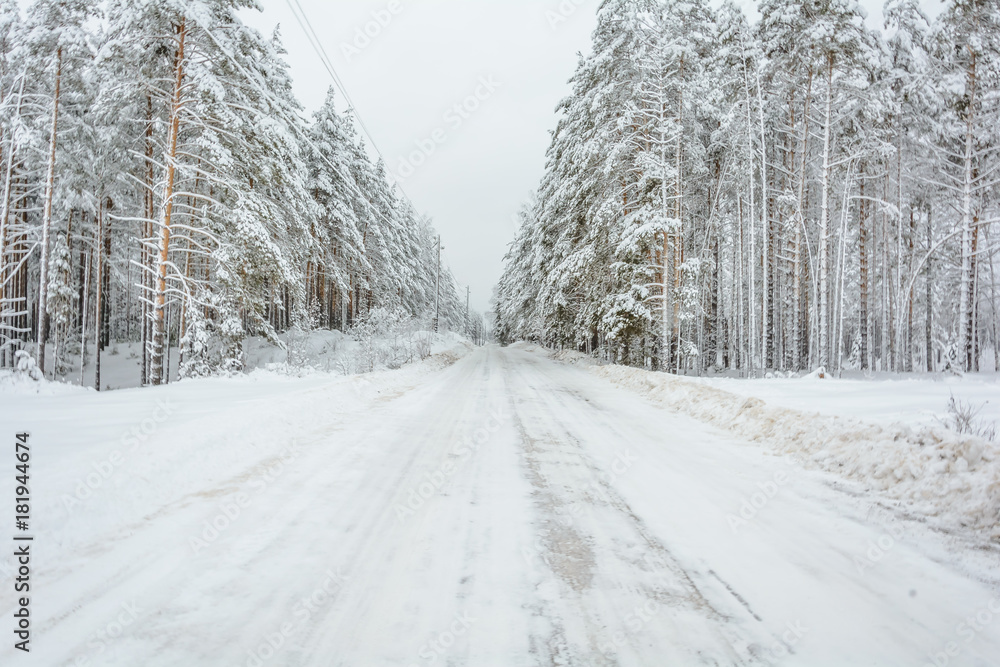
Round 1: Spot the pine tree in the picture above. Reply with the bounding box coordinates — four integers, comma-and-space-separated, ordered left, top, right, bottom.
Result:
18, 0, 97, 376
932, 0, 1000, 372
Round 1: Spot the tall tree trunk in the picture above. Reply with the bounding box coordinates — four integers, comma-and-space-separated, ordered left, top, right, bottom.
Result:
756, 68, 769, 371
792, 71, 812, 371
101, 201, 112, 350
818, 54, 834, 370
141, 94, 154, 386
859, 173, 869, 370
0, 78, 23, 367
743, 62, 757, 376
151, 18, 187, 386
36, 47, 63, 377
925, 203, 934, 371
988, 227, 999, 372
971, 223, 980, 372
959, 50, 977, 372
661, 119, 672, 370
673, 56, 685, 374
79, 248, 90, 385
906, 206, 915, 373
94, 198, 104, 391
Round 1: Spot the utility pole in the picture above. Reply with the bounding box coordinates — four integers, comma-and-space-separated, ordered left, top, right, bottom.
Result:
434, 235, 441, 333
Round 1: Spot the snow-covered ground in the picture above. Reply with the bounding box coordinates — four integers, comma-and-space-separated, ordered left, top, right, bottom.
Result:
1, 345, 999, 665
696, 372, 1000, 432
12, 327, 459, 392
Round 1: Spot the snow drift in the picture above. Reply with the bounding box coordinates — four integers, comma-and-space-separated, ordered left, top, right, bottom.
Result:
519, 345, 1000, 542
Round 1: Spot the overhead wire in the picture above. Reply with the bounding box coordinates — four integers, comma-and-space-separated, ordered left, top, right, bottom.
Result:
283, 0, 420, 208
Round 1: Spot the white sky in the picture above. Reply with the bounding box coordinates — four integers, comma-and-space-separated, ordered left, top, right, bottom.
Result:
239, 0, 938, 313
243, 0, 604, 313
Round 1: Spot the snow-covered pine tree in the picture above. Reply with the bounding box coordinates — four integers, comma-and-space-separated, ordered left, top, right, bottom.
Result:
17, 0, 96, 377
930, 0, 1000, 372
306, 88, 368, 330
45, 231, 73, 375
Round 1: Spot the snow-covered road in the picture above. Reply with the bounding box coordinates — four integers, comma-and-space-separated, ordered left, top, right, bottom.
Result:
4, 346, 1000, 666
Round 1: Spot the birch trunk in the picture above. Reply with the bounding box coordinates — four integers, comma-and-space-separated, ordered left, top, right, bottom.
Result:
959, 50, 977, 372
756, 67, 769, 371
925, 203, 934, 371
792, 70, 812, 371
94, 199, 104, 391
859, 174, 869, 370
818, 55, 834, 370
36, 47, 62, 377
79, 248, 89, 385
141, 94, 154, 385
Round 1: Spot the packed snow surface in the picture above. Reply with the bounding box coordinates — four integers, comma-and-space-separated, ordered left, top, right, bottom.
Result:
1, 345, 999, 666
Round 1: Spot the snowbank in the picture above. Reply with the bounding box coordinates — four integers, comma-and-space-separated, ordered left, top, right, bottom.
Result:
517, 345, 1000, 541
696, 372, 1000, 432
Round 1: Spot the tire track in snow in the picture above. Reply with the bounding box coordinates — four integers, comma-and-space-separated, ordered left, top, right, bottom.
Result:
502, 349, 763, 665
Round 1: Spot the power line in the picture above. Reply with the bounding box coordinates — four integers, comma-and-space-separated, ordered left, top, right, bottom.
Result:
199, 21, 405, 244
284, 0, 419, 207
288, 0, 382, 166
279, 2, 470, 303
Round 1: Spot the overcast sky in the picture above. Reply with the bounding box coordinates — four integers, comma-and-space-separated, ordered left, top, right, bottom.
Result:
241, 0, 938, 313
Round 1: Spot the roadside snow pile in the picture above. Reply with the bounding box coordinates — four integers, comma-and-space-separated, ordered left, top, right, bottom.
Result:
590, 363, 1000, 541
697, 371, 1000, 431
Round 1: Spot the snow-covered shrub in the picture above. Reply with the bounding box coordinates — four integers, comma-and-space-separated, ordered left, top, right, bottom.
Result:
180, 304, 215, 379
46, 234, 76, 376
333, 351, 355, 376
351, 307, 411, 373
218, 312, 245, 375
413, 333, 433, 361
382, 335, 411, 370
940, 394, 997, 442
285, 326, 312, 368
13, 350, 43, 382
179, 295, 245, 378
